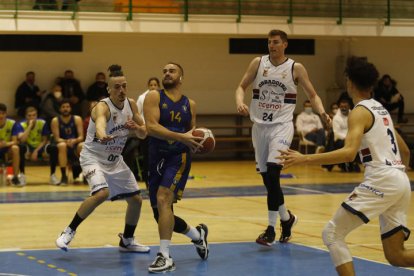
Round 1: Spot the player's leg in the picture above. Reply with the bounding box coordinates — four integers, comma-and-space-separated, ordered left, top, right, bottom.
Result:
322, 206, 364, 276
45, 143, 62, 185
56, 142, 68, 184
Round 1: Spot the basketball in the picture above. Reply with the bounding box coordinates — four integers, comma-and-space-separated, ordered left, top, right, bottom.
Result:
192, 127, 215, 154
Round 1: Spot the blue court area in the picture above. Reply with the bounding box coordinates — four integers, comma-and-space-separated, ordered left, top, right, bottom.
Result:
2, 182, 414, 204
1, 242, 413, 276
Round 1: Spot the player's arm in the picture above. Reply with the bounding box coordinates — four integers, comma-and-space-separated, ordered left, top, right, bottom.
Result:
279, 106, 369, 168
92, 101, 112, 141
50, 117, 61, 143
395, 130, 411, 168
127, 98, 147, 139
294, 63, 330, 124
144, 90, 202, 151
73, 115, 85, 144
235, 57, 260, 116
189, 99, 197, 129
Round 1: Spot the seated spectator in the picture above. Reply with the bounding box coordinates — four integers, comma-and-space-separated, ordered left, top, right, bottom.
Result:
17, 106, 61, 185
337, 90, 354, 109
33, 0, 58, 10
57, 69, 86, 117
296, 100, 326, 153
40, 84, 64, 125
50, 100, 84, 184
374, 74, 407, 123
15, 71, 43, 118
328, 102, 338, 120
86, 72, 108, 103
0, 103, 24, 187
62, 0, 80, 10
327, 99, 360, 172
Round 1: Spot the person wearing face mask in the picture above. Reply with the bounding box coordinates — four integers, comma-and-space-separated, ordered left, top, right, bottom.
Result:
331, 99, 361, 172
296, 100, 326, 153
40, 85, 64, 126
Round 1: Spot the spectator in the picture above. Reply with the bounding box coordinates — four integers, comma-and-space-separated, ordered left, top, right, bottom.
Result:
17, 106, 61, 185
337, 90, 354, 109
86, 72, 108, 102
374, 74, 407, 123
296, 100, 326, 153
328, 102, 338, 120
40, 84, 64, 125
0, 103, 24, 186
50, 100, 84, 185
15, 71, 43, 118
331, 99, 360, 172
57, 70, 85, 117
62, 0, 80, 10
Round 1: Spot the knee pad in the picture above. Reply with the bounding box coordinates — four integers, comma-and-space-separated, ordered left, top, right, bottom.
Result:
322, 220, 338, 247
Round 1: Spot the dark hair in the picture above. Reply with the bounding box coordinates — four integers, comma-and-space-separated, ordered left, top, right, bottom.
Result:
96, 72, 105, 78
338, 98, 350, 106
303, 100, 311, 106
268, 29, 288, 42
167, 62, 184, 77
108, 64, 124, 77
59, 99, 71, 107
26, 71, 35, 77
0, 103, 7, 112
345, 56, 379, 92
147, 77, 160, 86
379, 74, 397, 87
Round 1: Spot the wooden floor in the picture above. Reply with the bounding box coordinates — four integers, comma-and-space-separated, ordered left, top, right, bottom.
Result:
1, 161, 413, 267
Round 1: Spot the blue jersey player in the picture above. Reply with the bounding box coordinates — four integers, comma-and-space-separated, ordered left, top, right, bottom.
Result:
144, 62, 209, 273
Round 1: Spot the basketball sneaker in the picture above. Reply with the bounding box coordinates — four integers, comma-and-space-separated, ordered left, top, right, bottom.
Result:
279, 210, 298, 243
11, 175, 24, 187
56, 227, 76, 251
192, 223, 209, 260
50, 174, 61, 185
118, 233, 150, 253
148, 253, 176, 273
60, 175, 68, 186
256, 226, 276, 246
18, 173, 26, 186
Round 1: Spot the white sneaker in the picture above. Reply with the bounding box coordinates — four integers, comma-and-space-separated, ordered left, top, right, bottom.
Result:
18, 173, 26, 186
50, 174, 61, 185
56, 227, 76, 251
118, 233, 150, 253
148, 253, 176, 273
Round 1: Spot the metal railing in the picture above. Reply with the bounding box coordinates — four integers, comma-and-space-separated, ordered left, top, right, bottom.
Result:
1, 1, 414, 24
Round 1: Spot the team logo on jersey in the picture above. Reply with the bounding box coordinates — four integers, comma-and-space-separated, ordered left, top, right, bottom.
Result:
263, 69, 268, 77
113, 112, 118, 123
162, 103, 168, 109
360, 148, 372, 163
383, 117, 389, 126
281, 70, 288, 79
182, 105, 188, 113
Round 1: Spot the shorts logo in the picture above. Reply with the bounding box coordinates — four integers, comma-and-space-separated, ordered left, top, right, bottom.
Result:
348, 193, 357, 201
383, 117, 389, 126
84, 169, 96, 179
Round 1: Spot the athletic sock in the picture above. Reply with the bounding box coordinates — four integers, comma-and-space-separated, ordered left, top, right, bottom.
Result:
268, 210, 278, 228
160, 239, 171, 258
185, 226, 201, 241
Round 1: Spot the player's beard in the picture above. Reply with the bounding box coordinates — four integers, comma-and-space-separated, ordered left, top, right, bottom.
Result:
162, 79, 178, 90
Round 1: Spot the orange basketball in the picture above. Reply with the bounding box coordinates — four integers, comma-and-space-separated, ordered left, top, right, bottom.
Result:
192, 128, 215, 154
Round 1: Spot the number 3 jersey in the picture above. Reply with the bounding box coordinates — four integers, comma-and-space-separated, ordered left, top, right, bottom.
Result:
356, 99, 404, 170
81, 97, 132, 165
250, 56, 297, 125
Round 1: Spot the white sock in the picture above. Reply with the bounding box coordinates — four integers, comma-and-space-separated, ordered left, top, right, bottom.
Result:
278, 204, 290, 221
185, 226, 201, 241
159, 240, 170, 258
268, 211, 278, 228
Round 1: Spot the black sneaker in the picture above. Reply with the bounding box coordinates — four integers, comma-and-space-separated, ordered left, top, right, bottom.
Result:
256, 226, 276, 246
192, 223, 209, 260
60, 176, 68, 186
279, 210, 298, 243
148, 253, 175, 273
11, 176, 23, 187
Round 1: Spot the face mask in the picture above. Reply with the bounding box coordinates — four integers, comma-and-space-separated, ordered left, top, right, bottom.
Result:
340, 109, 349, 116
304, 107, 313, 114
332, 108, 338, 115
53, 91, 62, 99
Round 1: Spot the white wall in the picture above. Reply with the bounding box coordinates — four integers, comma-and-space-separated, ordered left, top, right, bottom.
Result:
0, 33, 413, 116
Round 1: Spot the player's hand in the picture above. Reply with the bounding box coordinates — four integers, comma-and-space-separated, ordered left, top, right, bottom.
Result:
320, 112, 332, 128
276, 149, 306, 169
124, 118, 139, 130
31, 151, 39, 161
28, 119, 36, 130
97, 135, 117, 144
181, 127, 204, 153
237, 103, 249, 117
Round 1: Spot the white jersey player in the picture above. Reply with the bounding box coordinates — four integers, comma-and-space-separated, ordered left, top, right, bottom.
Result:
56, 64, 150, 254
278, 56, 412, 275
235, 29, 330, 246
